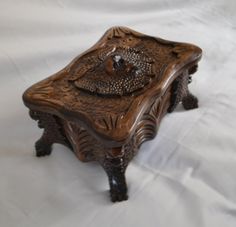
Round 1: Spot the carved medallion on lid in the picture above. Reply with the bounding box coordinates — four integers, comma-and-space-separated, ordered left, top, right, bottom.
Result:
67, 27, 175, 96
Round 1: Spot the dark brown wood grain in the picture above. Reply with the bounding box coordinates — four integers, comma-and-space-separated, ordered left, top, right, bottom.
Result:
22, 26, 202, 202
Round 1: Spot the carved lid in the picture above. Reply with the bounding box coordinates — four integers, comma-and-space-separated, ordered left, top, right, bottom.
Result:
23, 26, 202, 146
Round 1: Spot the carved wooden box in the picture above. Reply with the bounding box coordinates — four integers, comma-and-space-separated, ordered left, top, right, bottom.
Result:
23, 27, 202, 202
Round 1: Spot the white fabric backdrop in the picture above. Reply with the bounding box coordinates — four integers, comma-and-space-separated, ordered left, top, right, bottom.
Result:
1, 0, 236, 226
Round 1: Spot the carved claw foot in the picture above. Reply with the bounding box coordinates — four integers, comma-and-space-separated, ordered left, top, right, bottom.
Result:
109, 175, 128, 202
182, 93, 198, 110
35, 139, 52, 157
101, 152, 129, 202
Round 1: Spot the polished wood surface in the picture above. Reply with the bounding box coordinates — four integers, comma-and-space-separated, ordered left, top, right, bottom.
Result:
23, 26, 202, 202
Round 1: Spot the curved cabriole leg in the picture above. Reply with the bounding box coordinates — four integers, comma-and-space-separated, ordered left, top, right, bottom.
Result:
29, 110, 71, 157
100, 146, 130, 202
168, 65, 199, 112
167, 74, 184, 113
108, 159, 128, 202
181, 66, 199, 110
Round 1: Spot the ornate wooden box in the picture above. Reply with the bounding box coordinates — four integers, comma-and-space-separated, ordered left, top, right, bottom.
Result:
23, 27, 202, 202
